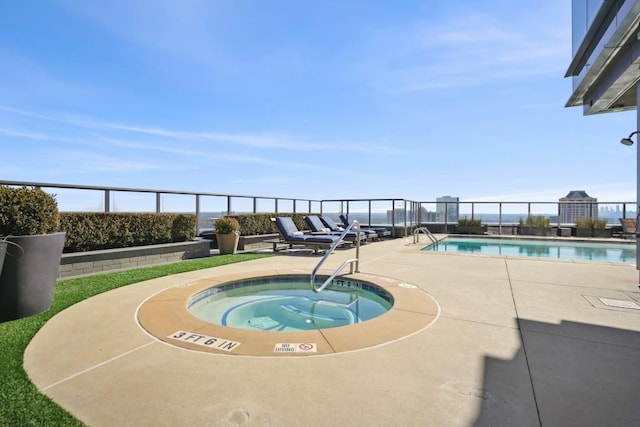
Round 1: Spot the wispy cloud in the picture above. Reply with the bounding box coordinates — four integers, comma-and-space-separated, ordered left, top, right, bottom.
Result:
361, 5, 569, 92
61, 151, 177, 174
0, 105, 398, 155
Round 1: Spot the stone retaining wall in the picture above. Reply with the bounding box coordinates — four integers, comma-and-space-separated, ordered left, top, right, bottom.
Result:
58, 240, 211, 279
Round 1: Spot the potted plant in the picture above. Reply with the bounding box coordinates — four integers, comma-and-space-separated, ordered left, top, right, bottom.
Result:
574, 218, 593, 237
456, 217, 486, 235
518, 215, 552, 236
214, 216, 240, 255
574, 218, 610, 238
591, 218, 610, 238
0, 186, 66, 322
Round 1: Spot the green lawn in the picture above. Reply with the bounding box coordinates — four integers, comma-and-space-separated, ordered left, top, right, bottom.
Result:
0, 253, 272, 426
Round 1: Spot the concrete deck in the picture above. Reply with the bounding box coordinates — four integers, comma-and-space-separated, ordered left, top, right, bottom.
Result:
24, 237, 640, 426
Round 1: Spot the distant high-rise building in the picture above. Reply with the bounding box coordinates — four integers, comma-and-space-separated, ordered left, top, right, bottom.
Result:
436, 196, 459, 223
386, 208, 406, 224
559, 190, 597, 223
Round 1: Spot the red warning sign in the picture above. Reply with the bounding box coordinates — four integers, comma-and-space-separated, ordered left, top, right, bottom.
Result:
298, 343, 314, 351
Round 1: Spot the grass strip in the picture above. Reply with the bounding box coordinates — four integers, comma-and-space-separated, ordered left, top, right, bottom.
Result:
0, 253, 272, 426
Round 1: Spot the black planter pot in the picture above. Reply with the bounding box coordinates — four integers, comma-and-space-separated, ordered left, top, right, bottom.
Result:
0, 232, 66, 322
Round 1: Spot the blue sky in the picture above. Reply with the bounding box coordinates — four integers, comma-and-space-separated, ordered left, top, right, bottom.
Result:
1, 0, 636, 205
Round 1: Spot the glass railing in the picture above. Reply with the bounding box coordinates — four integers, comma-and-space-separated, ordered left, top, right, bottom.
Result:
1, 180, 635, 235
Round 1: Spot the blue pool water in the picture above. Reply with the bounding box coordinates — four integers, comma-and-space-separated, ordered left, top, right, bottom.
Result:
423, 237, 636, 263
188, 276, 393, 332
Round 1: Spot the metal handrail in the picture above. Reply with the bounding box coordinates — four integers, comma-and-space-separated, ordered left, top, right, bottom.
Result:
413, 227, 437, 245
310, 220, 361, 293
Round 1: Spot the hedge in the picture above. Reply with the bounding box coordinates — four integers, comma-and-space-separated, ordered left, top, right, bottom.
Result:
60, 213, 197, 252
221, 213, 317, 236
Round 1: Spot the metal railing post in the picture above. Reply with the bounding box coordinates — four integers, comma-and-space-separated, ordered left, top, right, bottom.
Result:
104, 189, 111, 213
195, 195, 201, 235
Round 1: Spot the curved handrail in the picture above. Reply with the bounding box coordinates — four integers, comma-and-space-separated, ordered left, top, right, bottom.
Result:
413, 227, 437, 245
1, 239, 25, 257
310, 220, 360, 293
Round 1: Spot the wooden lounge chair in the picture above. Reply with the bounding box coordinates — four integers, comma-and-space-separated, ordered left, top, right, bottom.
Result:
272, 217, 346, 254
619, 218, 637, 239
304, 215, 369, 244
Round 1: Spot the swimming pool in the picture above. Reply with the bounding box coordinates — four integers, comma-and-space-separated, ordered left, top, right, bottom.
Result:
188, 276, 393, 332
423, 236, 636, 263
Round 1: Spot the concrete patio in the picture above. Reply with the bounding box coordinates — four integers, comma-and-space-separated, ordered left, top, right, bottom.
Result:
24, 236, 640, 426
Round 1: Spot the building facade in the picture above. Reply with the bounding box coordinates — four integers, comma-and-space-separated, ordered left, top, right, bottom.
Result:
436, 196, 459, 223
559, 190, 598, 223
566, 0, 640, 267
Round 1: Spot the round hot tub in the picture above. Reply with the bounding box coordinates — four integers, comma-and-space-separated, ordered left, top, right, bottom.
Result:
136, 269, 439, 356
188, 275, 393, 332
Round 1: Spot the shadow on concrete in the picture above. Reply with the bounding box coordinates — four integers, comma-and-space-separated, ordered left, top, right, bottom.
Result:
474, 319, 640, 426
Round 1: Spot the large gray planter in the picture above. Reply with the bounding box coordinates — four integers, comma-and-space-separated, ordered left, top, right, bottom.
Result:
0, 232, 66, 322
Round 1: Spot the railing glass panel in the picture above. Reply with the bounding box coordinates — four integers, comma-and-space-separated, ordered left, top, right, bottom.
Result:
109, 191, 155, 212
160, 193, 196, 213
48, 188, 105, 212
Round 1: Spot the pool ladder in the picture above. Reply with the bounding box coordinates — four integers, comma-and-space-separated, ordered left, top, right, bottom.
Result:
413, 227, 437, 246
310, 220, 361, 293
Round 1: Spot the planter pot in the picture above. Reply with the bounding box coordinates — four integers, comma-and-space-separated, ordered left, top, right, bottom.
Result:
456, 225, 487, 235
575, 228, 592, 238
0, 232, 66, 322
216, 233, 239, 255
592, 228, 610, 238
519, 227, 553, 237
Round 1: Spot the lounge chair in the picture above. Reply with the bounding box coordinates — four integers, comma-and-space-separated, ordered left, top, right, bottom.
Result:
272, 217, 345, 253
619, 218, 637, 239
304, 215, 369, 244
336, 214, 391, 238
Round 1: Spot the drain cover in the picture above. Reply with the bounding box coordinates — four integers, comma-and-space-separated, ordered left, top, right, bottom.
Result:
598, 298, 640, 310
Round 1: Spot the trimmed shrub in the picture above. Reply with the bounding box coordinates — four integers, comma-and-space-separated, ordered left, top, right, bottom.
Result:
575, 218, 608, 229
60, 213, 197, 252
213, 216, 240, 234
519, 215, 550, 228
172, 214, 197, 241
575, 218, 592, 228
0, 186, 60, 236
458, 217, 482, 227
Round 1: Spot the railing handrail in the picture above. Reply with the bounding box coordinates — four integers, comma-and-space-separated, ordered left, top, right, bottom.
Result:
0, 179, 321, 202
413, 227, 437, 245
1, 180, 636, 235
310, 220, 360, 293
